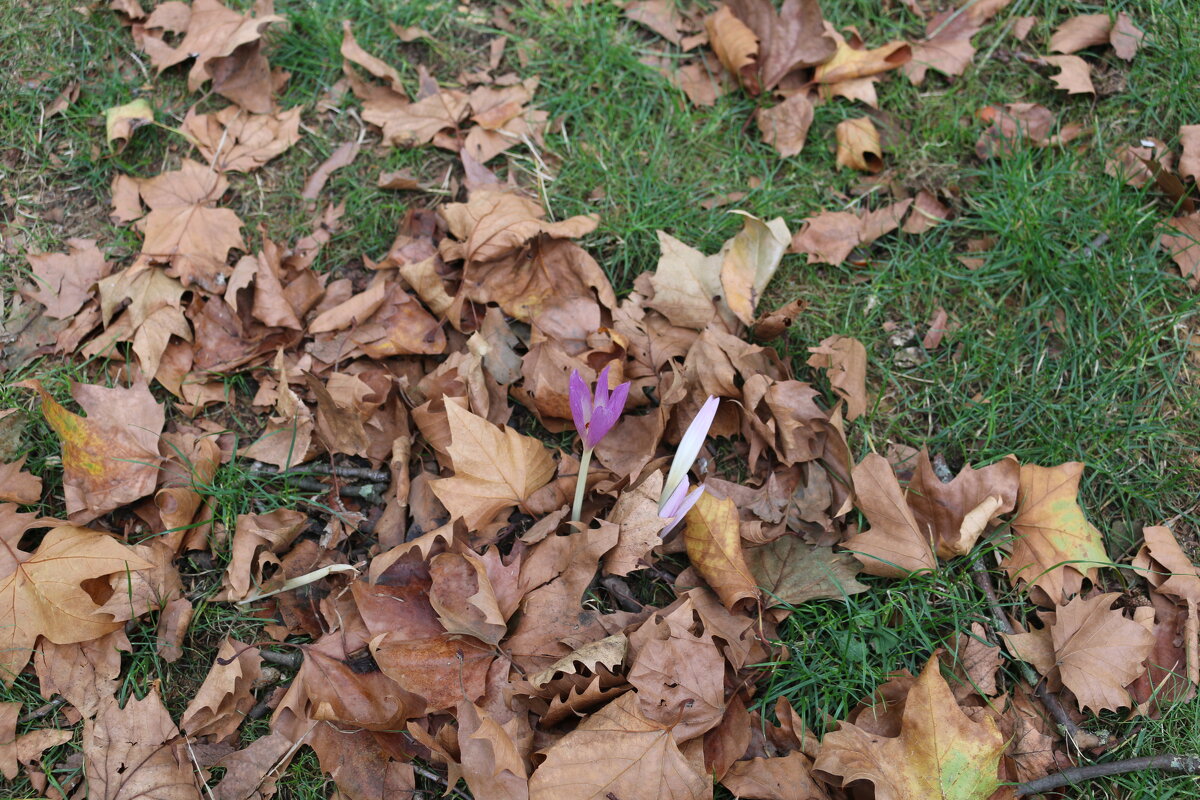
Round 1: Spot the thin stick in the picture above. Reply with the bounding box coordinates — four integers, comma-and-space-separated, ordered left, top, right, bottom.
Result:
412, 763, 472, 800
259, 649, 303, 670
968, 559, 1102, 749
17, 697, 65, 724
1015, 753, 1200, 796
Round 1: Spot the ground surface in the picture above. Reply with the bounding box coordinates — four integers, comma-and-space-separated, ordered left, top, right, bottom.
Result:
4, 0, 1200, 798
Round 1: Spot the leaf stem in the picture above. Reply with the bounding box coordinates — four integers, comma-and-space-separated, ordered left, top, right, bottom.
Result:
571, 447, 594, 523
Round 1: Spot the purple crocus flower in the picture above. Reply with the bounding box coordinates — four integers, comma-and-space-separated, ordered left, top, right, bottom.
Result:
569, 365, 630, 451
659, 478, 705, 536
568, 364, 630, 523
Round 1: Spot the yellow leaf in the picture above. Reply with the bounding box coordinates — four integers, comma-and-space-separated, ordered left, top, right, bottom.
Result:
683, 493, 758, 610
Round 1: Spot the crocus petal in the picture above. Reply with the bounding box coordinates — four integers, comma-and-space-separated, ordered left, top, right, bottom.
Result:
659, 477, 692, 519
594, 364, 612, 409
568, 369, 591, 435
660, 482, 705, 537
660, 396, 719, 510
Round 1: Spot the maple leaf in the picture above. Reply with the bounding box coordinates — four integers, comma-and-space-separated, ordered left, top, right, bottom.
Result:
684, 493, 758, 611
528, 691, 710, 800
813, 653, 1005, 800
0, 524, 151, 685
182, 105, 302, 172
24, 238, 111, 319
1000, 462, 1113, 604
22, 379, 164, 524
123, 159, 246, 292
83, 689, 200, 800
142, 0, 283, 112
747, 537, 867, 606
1050, 592, 1155, 713
431, 402, 556, 531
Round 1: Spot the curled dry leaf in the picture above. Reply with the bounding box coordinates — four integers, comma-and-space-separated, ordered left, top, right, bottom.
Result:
719, 211, 791, 326
1049, 14, 1112, 54
813, 654, 1005, 800
105, 98, 155, 148
182, 105, 303, 172
835, 117, 883, 172
529, 634, 628, 689
841, 453, 936, 578
1134, 525, 1200, 603
1001, 462, 1113, 605
180, 637, 262, 741
725, 0, 835, 92
806, 335, 868, 420
706, 6, 759, 90
683, 493, 758, 611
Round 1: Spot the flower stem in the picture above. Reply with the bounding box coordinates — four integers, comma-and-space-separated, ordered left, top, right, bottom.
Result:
571, 447, 594, 523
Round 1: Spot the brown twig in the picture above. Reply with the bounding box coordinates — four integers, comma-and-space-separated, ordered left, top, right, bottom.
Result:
412, 763, 472, 800
247, 461, 388, 503
259, 649, 303, 670
17, 697, 65, 724
968, 559, 1103, 749
1015, 753, 1200, 796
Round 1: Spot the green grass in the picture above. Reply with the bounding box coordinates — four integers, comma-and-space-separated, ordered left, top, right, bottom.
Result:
5, 0, 1200, 797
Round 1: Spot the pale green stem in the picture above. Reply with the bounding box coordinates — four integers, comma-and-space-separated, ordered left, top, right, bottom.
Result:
571, 447, 594, 523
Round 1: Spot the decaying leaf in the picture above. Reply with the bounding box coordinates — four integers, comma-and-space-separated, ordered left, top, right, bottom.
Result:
1001, 462, 1113, 604
813, 654, 1005, 800
747, 536, 867, 606
182, 105, 302, 172
684, 493, 758, 611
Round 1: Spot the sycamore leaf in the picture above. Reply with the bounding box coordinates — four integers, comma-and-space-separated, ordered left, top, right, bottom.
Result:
528, 691, 709, 800
725, 0, 835, 92
22, 380, 164, 524
0, 526, 152, 685
83, 689, 200, 800
456, 700, 529, 800
24, 238, 111, 319
1133, 525, 1200, 603
835, 117, 883, 172
755, 93, 814, 158
181, 105, 303, 172
1042, 55, 1094, 94
602, 472, 667, 576
1001, 462, 1113, 604
746, 536, 867, 606
843, 453, 935, 577
684, 493, 758, 611
1049, 14, 1111, 54
813, 654, 1005, 800
1051, 592, 1155, 713
134, 159, 247, 292
0, 458, 42, 504
431, 402, 556, 530
721, 752, 826, 800
806, 336, 868, 421
429, 551, 508, 645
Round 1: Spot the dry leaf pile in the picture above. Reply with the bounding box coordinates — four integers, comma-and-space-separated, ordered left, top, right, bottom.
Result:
3, 1, 1198, 799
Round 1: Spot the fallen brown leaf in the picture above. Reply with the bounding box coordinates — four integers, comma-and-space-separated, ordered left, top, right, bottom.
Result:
806, 335, 868, 420
755, 93, 814, 158
1049, 13, 1112, 54
84, 689, 200, 800
684, 493, 758, 611
182, 105, 302, 172
1051, 592, 1155, 713
1042, 55, 1094, 94
835, 117, 883, 172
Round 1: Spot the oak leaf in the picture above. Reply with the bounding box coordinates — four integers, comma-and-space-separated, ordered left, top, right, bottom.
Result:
83, 689, 200, 800
684, 492, 758, 611
23, 379, 164, 524
0, 525, 151, 684
528, 691, 709, 800
182, 105, 302, 172
1051, 592, 1155, 713
431, 401, 556, 531
1000, 462, 1113, 604
746, 536, 867, 606
813, 654, 1004, 800
1042, 55, 1094, 94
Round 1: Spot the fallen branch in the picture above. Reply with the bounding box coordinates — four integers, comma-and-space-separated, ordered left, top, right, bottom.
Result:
1016, 753, 1200, 796
246, 460, 388, 503
969, 559, 1103, 749
17, 697, 65, 724
259, 649, 303, 670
